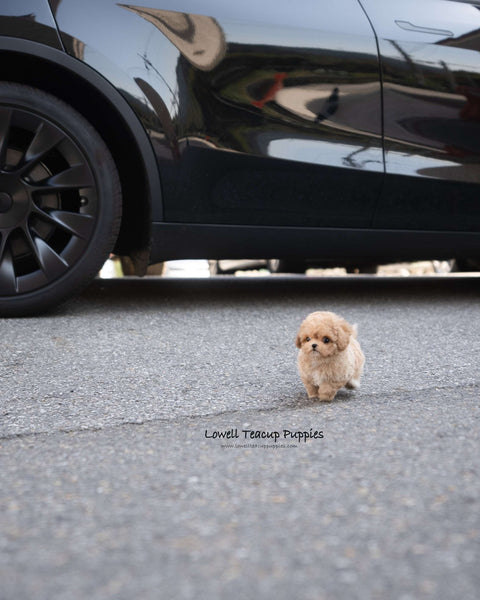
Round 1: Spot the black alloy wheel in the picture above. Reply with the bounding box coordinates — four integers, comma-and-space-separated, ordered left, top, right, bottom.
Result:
0, 83, 122, 316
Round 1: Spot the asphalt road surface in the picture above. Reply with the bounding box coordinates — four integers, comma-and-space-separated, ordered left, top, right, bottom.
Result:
1, 274, 479, 600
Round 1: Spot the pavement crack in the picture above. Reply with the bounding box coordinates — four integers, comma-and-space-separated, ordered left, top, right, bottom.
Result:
1, 383, 478, 442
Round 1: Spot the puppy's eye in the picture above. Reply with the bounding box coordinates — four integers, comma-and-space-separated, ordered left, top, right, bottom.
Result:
306, 337, 311, 342
322, 337, 330, 344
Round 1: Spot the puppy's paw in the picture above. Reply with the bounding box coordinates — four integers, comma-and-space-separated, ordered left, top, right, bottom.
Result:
302, 382, 319, 399
317, 383, 338, 401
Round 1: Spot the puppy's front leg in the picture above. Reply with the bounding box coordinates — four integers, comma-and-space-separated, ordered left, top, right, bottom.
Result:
317, 383, 339, 401
302, 380, 319, 399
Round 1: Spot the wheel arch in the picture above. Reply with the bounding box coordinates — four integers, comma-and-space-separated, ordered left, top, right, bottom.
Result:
0, 37, 162, 265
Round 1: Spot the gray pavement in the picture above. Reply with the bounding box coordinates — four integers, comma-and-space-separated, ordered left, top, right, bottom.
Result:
1, 274, 479, 599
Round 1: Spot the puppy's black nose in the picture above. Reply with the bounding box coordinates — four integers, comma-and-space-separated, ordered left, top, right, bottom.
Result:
312, 343, 318, 349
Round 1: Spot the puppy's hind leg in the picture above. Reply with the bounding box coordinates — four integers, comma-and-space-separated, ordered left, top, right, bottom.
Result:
346, 355, 364, 390
345, 378, 360, 390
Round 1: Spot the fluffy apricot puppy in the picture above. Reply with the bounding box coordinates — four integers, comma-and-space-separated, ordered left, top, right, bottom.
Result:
296, 311, 365, 401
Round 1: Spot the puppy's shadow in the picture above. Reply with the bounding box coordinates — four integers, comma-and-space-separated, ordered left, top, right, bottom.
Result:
280, 389, 355, 410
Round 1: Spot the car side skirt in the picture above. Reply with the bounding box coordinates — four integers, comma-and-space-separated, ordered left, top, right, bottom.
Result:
149, 223, 480, 264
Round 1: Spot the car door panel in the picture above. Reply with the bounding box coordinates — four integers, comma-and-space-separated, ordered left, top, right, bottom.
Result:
361, 0, 480, 231
53, 0, 383, 227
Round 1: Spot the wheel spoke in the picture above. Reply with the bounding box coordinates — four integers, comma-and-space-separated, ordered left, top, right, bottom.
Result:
20, 223, 46, 270
32, 206, 96, 240
48, 210, 95, 239
0, 230, 7, 261
0, 246, 17, 295
33, 237, 69, 279
0, 107, 12, 171
17, 121, 65, 175
30, 163, 94, 192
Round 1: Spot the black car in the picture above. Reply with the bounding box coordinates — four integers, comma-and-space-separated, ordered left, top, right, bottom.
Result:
1, 0, 479, 315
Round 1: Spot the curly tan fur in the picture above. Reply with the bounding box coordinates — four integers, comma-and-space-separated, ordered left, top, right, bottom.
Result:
296, 311, 365, 401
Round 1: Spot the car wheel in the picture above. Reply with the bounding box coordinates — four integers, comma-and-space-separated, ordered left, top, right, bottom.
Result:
0, 83, 121, 316
267, 259, 306, 273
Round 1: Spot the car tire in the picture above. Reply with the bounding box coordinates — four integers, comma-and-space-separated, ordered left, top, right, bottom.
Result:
451, 258, 480, 272
0, 82, 122, 317
267, 259, 306, 274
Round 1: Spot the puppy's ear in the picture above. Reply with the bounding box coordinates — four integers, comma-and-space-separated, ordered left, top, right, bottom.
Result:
295, 333, 302, 348
336, 320, 353, 351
